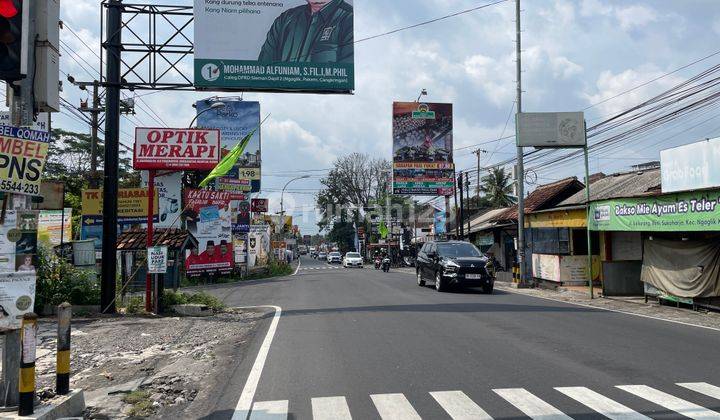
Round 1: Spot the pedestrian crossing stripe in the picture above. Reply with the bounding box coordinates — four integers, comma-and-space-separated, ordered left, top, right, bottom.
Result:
247, 382, 720, 419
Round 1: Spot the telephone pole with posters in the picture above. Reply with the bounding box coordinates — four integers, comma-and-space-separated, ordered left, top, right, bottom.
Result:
514, 0, 527, 286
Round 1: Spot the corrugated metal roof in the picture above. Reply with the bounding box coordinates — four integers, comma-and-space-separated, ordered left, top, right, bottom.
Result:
497, 177, 585, 221
117, 228, 197, 251
559, 168, 661, 206
468, 207, 510, 232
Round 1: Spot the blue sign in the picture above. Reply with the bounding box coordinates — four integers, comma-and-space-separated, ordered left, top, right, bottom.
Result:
434, 209, 446, 235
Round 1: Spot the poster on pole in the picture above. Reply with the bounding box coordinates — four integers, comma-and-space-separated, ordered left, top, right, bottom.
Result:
147, 246, 168, 274
37, 209, 73, 248
251, 198, 269, 213
193, 0, 354, 93
392, 102, 454, 196
183, 189, 234, 277
196, 100, 262, 193
133, 128, 221, 170
0, 125, 51, 196
0, 271, 36, 330
142, 171, 183, 228
0, 210, 39, 273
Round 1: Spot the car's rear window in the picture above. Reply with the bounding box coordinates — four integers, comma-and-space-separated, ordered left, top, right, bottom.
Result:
330, 252, 341, 257
346, 253, 360, 258
436, 243, 482, 257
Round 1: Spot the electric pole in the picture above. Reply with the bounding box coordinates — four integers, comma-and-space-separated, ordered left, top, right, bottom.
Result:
473, 149, 486, 201
515, 0, 526, 285
70, 78, 102, 187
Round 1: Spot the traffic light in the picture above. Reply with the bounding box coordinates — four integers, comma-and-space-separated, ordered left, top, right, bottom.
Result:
0, 0, 24, 81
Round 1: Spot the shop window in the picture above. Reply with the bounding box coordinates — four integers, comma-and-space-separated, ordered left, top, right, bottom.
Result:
572, 229, 600, 255
531, 227, 571, 255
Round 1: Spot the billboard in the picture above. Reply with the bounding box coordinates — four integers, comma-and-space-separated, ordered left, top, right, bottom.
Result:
183, 189, 234, 277
37, 209, 72, 247
392, 102, 454, 196
661, 137, 720, 193
517, 112, 586, 148
142, 171, 183, 228
193, 0, 354, 93
196, 100, 261, 193
82, 188, 158, 225
133, 128, 221, 170
0, 126, 51, 196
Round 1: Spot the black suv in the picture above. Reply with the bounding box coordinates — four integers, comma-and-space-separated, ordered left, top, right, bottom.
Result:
416, 240, 495, 293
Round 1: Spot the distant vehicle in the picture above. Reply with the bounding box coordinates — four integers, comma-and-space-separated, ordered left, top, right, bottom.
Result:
299, 245, 308, 255
343, 252, 363, 268
415, 240, 494, 293
327, 252, 342, 264
318, 251, 327, 260
381, 257, 391, 272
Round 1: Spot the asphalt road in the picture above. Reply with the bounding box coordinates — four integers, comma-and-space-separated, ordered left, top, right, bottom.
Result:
200, 256, 720, 419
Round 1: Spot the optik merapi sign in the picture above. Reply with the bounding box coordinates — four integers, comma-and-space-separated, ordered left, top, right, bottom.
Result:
133, 128, 221, 170
589, 190, 720, 232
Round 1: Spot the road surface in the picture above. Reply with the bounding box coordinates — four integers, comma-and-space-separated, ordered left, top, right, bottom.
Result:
200, 256, 720, 419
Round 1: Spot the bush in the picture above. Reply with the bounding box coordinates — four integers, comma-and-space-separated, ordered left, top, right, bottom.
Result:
162, 290, 224, 311
35, 248, 101, 311
124, 296, 145, 314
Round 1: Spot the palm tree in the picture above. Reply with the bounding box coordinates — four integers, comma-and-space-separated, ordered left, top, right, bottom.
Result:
480, 168, 516, 207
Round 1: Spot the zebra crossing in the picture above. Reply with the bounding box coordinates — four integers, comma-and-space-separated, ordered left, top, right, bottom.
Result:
247, 381, 720, 419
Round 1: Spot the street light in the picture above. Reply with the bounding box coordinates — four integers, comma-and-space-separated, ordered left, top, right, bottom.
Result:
188, 101, 226, 128
280, 175, 311, 220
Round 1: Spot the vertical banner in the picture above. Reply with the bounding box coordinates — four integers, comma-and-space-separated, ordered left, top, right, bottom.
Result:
37, 209, 73, 247
392, 102, 454, 196
196, 100, 262, 193
434, 208, 446, 235
142, 171, 183, 228
183, 190, 234, 277
193, 0, 355, 93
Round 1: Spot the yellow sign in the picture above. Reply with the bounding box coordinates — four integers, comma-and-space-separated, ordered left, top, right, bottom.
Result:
238, 167, 261, 181
82, 188, 158, 221
0, 126, 51, 196
526, 208, 587, 228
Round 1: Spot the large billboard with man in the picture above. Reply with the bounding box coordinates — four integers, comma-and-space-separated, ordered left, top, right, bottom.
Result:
392, 102, 454, 196
194, 0, 354, 93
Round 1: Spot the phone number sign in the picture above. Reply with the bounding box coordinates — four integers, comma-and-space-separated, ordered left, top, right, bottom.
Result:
0, 126, 50, 196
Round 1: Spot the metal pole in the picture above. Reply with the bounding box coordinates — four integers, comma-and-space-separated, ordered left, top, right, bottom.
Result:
458, 173, 465, 239
18, 313, 38, 416
101, 0, 122, 314
475, 149, 481, 199
584, 145, 594, 299
146, 170, 155, 312
90, 81, 99, 187
466, 172, 471, 237
444, 195, 450, 239
515, 0, 526, 285
453, 178, 459, 238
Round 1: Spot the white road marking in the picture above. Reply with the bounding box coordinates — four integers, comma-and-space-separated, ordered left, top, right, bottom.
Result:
493, 388, 572, 420
370, 393, 421, 420
617, 385, 720, 419
293, 259, 301, 275
312, 396, 352, 420
430, 390, 493, 420
249, 400, 288, 420
556, 386, 651, 420
231, 306, 283, 420
678, 383, 720, 400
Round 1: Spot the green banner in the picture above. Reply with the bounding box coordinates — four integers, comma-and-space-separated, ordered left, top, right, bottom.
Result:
589, 190, 720, 232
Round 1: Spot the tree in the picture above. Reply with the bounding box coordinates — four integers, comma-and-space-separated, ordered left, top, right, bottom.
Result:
480, 167, 516, 207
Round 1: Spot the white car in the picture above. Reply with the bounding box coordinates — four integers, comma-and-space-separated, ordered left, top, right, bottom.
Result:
343, 252, 363, 268
327, 252, 342, 264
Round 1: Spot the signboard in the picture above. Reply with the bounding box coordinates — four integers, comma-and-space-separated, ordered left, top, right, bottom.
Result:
0, 211, 39, 273
196, 100, 261, 193
82, 188, 159, 224
0, 271, 36, 330
433, 209, 446, 235
517, 112, 586, 148
232, 200, 251, 234
184, 189, 234, 276
142, 171, 183, 228
589, 191, 720, 232
0, 125, 51, 196
532, 254, 600, 283
392, 102, 454, 196
38, 181, 65, 210
193, 0, 354, 93
248, 224, 271, 267
37, 209, 72, 247
661, 137, 720, 193
147, 246, 168, 274
133, 128, 221, 170
251, 198, 269, 213
0, 112, 50, 132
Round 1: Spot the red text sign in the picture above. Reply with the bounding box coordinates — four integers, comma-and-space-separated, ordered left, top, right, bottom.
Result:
134, 128, 221, 170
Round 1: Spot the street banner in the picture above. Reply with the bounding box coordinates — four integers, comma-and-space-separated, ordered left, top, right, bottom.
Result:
392, 102, 454, 196
0, 271, 36, 330
183, 189, 234, 277
0, 211, 39, 273
232, 200, 251, 234
248, 224, 271, 267
37, 209, 72, 247
196, 100, 262, 193
434, 208, 446, 235
251, 198, 269, 213
589, 190, 720, 232
0, 112, 50, 132
142, 171, 183, 228
38, 181, 65, 210
0, 125, 51, 196
82, 188, 159, 224
147, 246, 168, 274
133, 128, 221, 170
193, 0, 354, 93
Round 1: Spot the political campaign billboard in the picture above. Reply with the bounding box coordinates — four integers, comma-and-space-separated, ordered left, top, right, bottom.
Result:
392, 102, 454, 196
193, 0, 354, 93
133, 128, 220, 170
196, 100, 261, 193
0, 125, 51, 196
183, 189, 234, 277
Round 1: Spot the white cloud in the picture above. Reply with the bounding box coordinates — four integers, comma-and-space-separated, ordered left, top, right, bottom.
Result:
614, 5, 658, 30
580, 0, 613, 17
713, 16, 720, 36
551, 56, 583, 79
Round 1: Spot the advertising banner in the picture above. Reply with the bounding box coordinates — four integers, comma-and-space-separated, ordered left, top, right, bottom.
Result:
82, 188, 159, 224
0, 211, 39, 273
433, 209, 446, 235
589, 190, 720, 232
232, 200, 251, 234
392, 102, 454, 196
183, 189, 234, 277
193, 0, 354, 93
133, 128, 221, 170
142, 171, 183, 228
661, 137, 720, 193
196, 100, 262, 193
0, 271, 36, 330
37, 209, 72, 247
147, 246, 168, 274
517, 112, 586, 148
251, 198, 269, 213
0, 112, 50, 132
0, 125, 51, 196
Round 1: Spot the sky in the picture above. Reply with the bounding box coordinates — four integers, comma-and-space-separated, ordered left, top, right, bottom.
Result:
22, 0, 720, 234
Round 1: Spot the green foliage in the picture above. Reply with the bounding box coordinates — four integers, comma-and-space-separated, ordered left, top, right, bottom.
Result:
247, 260, 293, 280
327, 221, 355, 253
161, 290, 224, 311
124, 296, 145, 314
122, 390, 153, 417
35, 248, 100, 310
481, 167, 517, 207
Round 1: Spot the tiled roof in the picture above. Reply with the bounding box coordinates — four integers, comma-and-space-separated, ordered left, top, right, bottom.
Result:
497, 177, 585, 221
117, 228, 196, 250
559, 168, 661, 206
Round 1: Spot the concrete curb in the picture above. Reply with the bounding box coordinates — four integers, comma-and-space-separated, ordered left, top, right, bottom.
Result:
0, 389, 85, 420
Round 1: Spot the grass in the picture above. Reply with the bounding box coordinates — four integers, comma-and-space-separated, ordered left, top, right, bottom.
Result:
162, 290, 225, 311
122, 390, 154, 417
179, 260, 294, 286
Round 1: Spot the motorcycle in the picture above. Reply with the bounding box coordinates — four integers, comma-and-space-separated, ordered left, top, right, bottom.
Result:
374, 257, 382, 270
381, 257, 391, 272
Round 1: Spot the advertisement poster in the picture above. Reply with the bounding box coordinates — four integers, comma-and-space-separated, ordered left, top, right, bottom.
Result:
147, 246, 168, 274
0, 126, 51, 196
184, 189, 234, 277
0, 271, 36, 330
392, 102, 454, 196
196, 100, 262, 193
82, 188, 159, 224
589, 191, 720, 232
232, 200, 251, 234
248, 224, 271, 268
0, 211, 39, 273
133, 128, 221, 170
194, 0, 354, 92
433, 208, 446, 235
37, 209, 73, 247
142, 171, 183, 228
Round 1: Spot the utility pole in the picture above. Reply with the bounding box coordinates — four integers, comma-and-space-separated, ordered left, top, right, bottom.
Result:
465, 172, 471, 237
473, 149, 486, 200
458, 172, 464, 239
453, 176, 459, 239
515, 0, 527, 285
71, 79, 102, 187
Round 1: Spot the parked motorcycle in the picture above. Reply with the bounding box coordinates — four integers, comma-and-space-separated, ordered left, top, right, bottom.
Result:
381, 257, 391, 272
